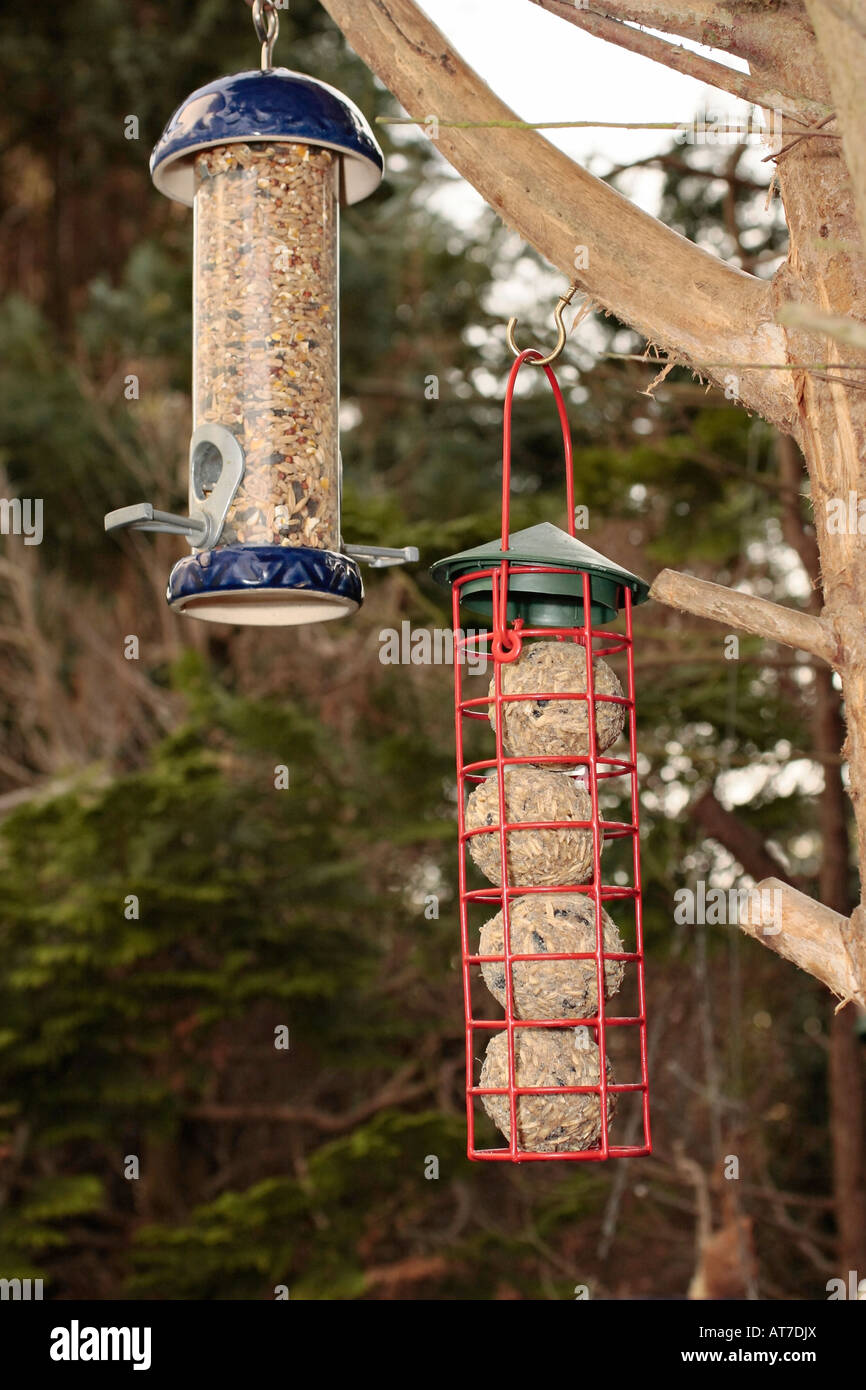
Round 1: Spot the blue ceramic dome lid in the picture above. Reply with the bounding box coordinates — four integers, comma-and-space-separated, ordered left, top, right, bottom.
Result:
151, 68, 384, 206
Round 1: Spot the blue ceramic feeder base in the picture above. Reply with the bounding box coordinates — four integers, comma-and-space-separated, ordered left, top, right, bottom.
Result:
167, 545, 363, 626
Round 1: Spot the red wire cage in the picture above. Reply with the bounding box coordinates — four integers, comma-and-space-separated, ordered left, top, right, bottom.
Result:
439, 350, 652, 1162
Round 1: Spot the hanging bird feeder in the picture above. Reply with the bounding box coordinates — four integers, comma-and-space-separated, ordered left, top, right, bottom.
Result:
431, 300, 653, 1161
105, 0, 416, 624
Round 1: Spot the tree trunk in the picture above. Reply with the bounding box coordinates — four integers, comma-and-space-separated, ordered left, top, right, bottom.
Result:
830, 1010, 866, 1273
774, 113, 866, 1003
812, 660, 866, 1272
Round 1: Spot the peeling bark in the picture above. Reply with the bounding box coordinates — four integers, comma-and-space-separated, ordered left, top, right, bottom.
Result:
806, 0, 866, 249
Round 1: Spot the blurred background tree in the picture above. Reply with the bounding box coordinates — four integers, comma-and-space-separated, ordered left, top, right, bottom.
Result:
0, 0, 860, 1298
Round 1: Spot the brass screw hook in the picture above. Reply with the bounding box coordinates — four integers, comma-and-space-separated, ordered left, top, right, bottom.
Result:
506, 285, 578, 367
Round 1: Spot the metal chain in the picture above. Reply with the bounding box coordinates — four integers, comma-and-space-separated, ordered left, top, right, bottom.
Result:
252, 0, 279, 71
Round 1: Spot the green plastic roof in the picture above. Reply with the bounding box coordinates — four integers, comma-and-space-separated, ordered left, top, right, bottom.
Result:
430, 522, 650, 605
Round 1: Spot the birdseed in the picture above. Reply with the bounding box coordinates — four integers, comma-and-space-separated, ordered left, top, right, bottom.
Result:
193, 141, 339, 550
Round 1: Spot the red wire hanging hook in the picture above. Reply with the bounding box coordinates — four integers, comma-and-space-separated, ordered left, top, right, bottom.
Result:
492, 344, 577, 662
490, 575, 523, 663
450, 298, 652, 1163
500, 348, 576, 545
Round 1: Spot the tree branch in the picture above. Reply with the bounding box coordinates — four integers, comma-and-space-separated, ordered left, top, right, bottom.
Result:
188, 1066, 429, 1133
320, 0, 800, 433
529, 2, 829, 103
692, 787, 806, 889
650, 568, 839, 664
606, 150, 768, 191
529, 2, 829, 123
363, 1255, 451, 1292
741, 878, 866, 1006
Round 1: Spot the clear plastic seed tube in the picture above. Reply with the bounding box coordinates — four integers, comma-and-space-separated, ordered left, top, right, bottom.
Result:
193, 141, 340, 551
